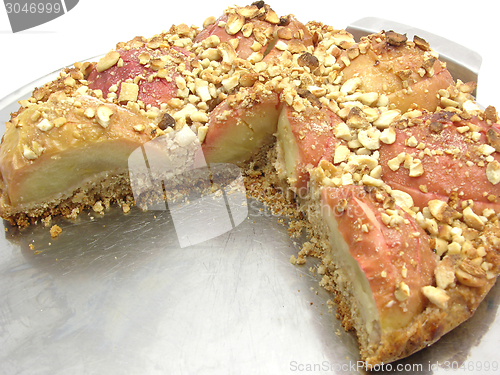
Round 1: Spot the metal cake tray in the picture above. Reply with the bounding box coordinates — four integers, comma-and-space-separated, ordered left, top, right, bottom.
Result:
0, 19, 499, 375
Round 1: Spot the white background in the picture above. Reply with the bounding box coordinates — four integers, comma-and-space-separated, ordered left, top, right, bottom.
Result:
0, 0, 498, 109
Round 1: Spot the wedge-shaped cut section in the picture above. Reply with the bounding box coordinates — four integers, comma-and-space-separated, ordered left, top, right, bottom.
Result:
201, 85, 281, 164
0, 92, 154, 226
379, 112, 500, 214
276, 104, 345, 190
340, 31, 454, 113
320, 185, 437, 364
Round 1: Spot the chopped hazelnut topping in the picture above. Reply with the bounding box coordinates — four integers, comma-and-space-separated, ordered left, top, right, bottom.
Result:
118, 82, 139, 103
428, 200, 461, 224
202, 16, 216, 29
53, 117, 67, 128
334, 145, 350, 164
422, 286, 449, 309
486, 160, 500, 185
36, 118, 54, 132
456, 259, 487, 287
385, 31, 407, 47
413, 35, 430, 51
486, 128, 500, 152
96, 105, 114, 128
23, 145, 38, 160
358, 128, 381, 150
388, 152, 406, 171
297, 52, 319, 70
484, 105, 498, 123
225, 13, 245, 35
96, 51, 121, 73
380, 127, 396, 145
435, 261, 455, 289
84, 108, 95, 119
408, 159, 424, 177
373, 110, 400, 129
265, 9, 280, 24
463, 207, 485, 231
394, 281, 410, 301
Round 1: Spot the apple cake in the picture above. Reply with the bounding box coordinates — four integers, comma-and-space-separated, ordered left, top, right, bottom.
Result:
1, 1, 499, 367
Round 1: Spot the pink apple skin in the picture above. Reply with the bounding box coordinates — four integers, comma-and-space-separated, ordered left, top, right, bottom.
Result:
277, 105, 345, 191
195, 13, 313, 62
379, 113, 500, 214
322, 185, 437, 331
201, 87, 281, 164
263, 15, 314, 62
87, 46, 193, 108
195, 14, 270, 59
340, 34, 454, 113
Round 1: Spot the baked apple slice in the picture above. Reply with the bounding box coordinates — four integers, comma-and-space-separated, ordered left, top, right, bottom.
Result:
320, 185, 438, 363
276, 103, 345, 191
379, 111, 500, 214
262, 13, 314, 62
201, 84, 281, 164
195, 4, 277, 60
87, 44, 194, 109
338, 31, 454, 113
0, 91, 155, 226
195, 3, 313, 63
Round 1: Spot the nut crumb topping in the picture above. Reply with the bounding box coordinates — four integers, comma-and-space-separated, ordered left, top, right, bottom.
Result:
385, 31, 407, 47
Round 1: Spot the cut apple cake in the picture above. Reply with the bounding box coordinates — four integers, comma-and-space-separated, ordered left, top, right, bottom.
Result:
1, 1, 500, 367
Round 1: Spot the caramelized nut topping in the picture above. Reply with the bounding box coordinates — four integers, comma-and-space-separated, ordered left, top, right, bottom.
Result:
297, 52, 319, 70
265, 9, 280, 24
413, 35, 430, 51
385, 31, 407, 47
428, 200, 461, 224
251, 0, 265, 8
158, 113, 176, 130
296, 88, 322, 108
422, 286, 449, 309
485, 105, 498, 123
456, 259, 487, 287
278, 14, 291, 26
237, 5, 259, 18
429, 121, 443, 133
277, 26, 292, 40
